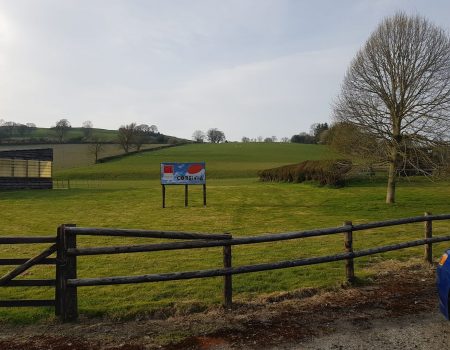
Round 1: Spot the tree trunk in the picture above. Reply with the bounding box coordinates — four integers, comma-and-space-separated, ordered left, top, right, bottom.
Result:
386, 147, 398, 204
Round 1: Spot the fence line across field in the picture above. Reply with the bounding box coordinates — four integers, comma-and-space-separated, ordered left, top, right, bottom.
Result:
0, 212, 449, 322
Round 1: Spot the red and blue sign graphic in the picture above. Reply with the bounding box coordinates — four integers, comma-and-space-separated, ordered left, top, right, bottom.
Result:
161, 162, 206, 185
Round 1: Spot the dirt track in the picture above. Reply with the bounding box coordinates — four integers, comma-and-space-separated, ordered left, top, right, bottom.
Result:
0, 260, 449, 349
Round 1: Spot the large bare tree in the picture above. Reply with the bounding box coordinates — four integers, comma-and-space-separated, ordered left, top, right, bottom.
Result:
206, 128, 225, 143
118, 123, 137, 153
82, 120, 94, 140
334, 13, 450, 203
87, 137, 105, 163
192, 130, 206, 142
53, 119, 71, 143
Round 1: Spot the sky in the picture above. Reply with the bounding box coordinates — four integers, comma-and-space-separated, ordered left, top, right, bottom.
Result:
0, 0, 449, 141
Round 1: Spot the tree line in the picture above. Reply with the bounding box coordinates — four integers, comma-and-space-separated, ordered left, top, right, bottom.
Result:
0, 120, 37, 138
192, 128, 226, 143
237, 123, 329, 144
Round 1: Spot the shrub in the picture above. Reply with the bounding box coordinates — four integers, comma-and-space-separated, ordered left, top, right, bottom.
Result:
258, 159, 352, 186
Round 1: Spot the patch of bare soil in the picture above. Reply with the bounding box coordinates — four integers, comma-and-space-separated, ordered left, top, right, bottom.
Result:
0, 259, 444, 350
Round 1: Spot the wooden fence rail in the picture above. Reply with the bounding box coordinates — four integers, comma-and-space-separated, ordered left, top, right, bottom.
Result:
0, 236, 57, 308
66, 214, 450, 257
0, 237, 56, 244
1, 213, 450, 322
66, 234, 450, 288
65, 227, 232, 240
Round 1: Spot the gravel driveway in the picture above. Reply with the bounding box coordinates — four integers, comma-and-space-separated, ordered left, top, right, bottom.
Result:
286, 311, 450, 350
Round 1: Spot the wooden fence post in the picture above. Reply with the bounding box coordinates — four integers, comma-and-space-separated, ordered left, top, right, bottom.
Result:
223, 233, 232, 309
55, 225, 63, 316
56, 224, 78, 322
344, 221, 355, 284
424, 212, 432, 264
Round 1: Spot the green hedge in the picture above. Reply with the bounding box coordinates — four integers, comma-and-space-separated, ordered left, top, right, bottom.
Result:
258, 159, 352, 186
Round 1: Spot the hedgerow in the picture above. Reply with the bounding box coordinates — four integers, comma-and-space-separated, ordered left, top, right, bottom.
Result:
258, 159, 352, 186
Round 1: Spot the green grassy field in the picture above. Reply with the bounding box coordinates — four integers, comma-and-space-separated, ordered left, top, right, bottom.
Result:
56, 142, 332, 179
1, 143, 449, 323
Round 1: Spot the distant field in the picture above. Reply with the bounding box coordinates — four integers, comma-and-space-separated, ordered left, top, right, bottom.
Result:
1, 142, 449, 323
0, 144, 167, 170
56, 142, 333, 179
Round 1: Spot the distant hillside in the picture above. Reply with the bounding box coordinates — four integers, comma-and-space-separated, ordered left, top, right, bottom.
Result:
57, 142, 335, 180
0, 126, 186, 145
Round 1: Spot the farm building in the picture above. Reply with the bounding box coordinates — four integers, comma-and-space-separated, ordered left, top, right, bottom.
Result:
0, 148, 53, 189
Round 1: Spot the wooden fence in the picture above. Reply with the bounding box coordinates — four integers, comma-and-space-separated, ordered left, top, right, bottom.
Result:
1, 213, 450, 322
0, 236, 57, 307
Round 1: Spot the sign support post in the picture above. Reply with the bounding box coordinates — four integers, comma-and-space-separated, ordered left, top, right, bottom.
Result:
203, 184, 206, 207
162, 185, 166, 208
160, 162, 206, 208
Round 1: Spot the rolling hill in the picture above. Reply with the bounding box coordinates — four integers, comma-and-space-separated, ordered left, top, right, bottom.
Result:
56, 142, 334, 179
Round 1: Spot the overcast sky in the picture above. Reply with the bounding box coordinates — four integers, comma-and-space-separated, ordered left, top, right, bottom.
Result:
0, 0, 449, 141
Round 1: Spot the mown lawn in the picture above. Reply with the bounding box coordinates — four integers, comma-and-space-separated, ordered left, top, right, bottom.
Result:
0, 143, 449, 323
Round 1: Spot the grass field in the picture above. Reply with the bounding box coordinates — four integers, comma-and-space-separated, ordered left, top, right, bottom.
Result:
1, 143, 449, 323
0, 144, 167, 170
56, 142, 332, 179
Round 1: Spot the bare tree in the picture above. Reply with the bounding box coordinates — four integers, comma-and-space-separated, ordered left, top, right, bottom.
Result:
87, 137, 105, 163
334, 13, 450, 203
134, 124, 149, 151
136, 124, 151, 134
53, 119, 71, 143
149, 125, 158, 134
324, 122, 381, 165
206, 128, 225, 143
241, 136, 250, 143
192, 130, 206, 142
118, 123, 137, 153
82, 120, 94, 140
